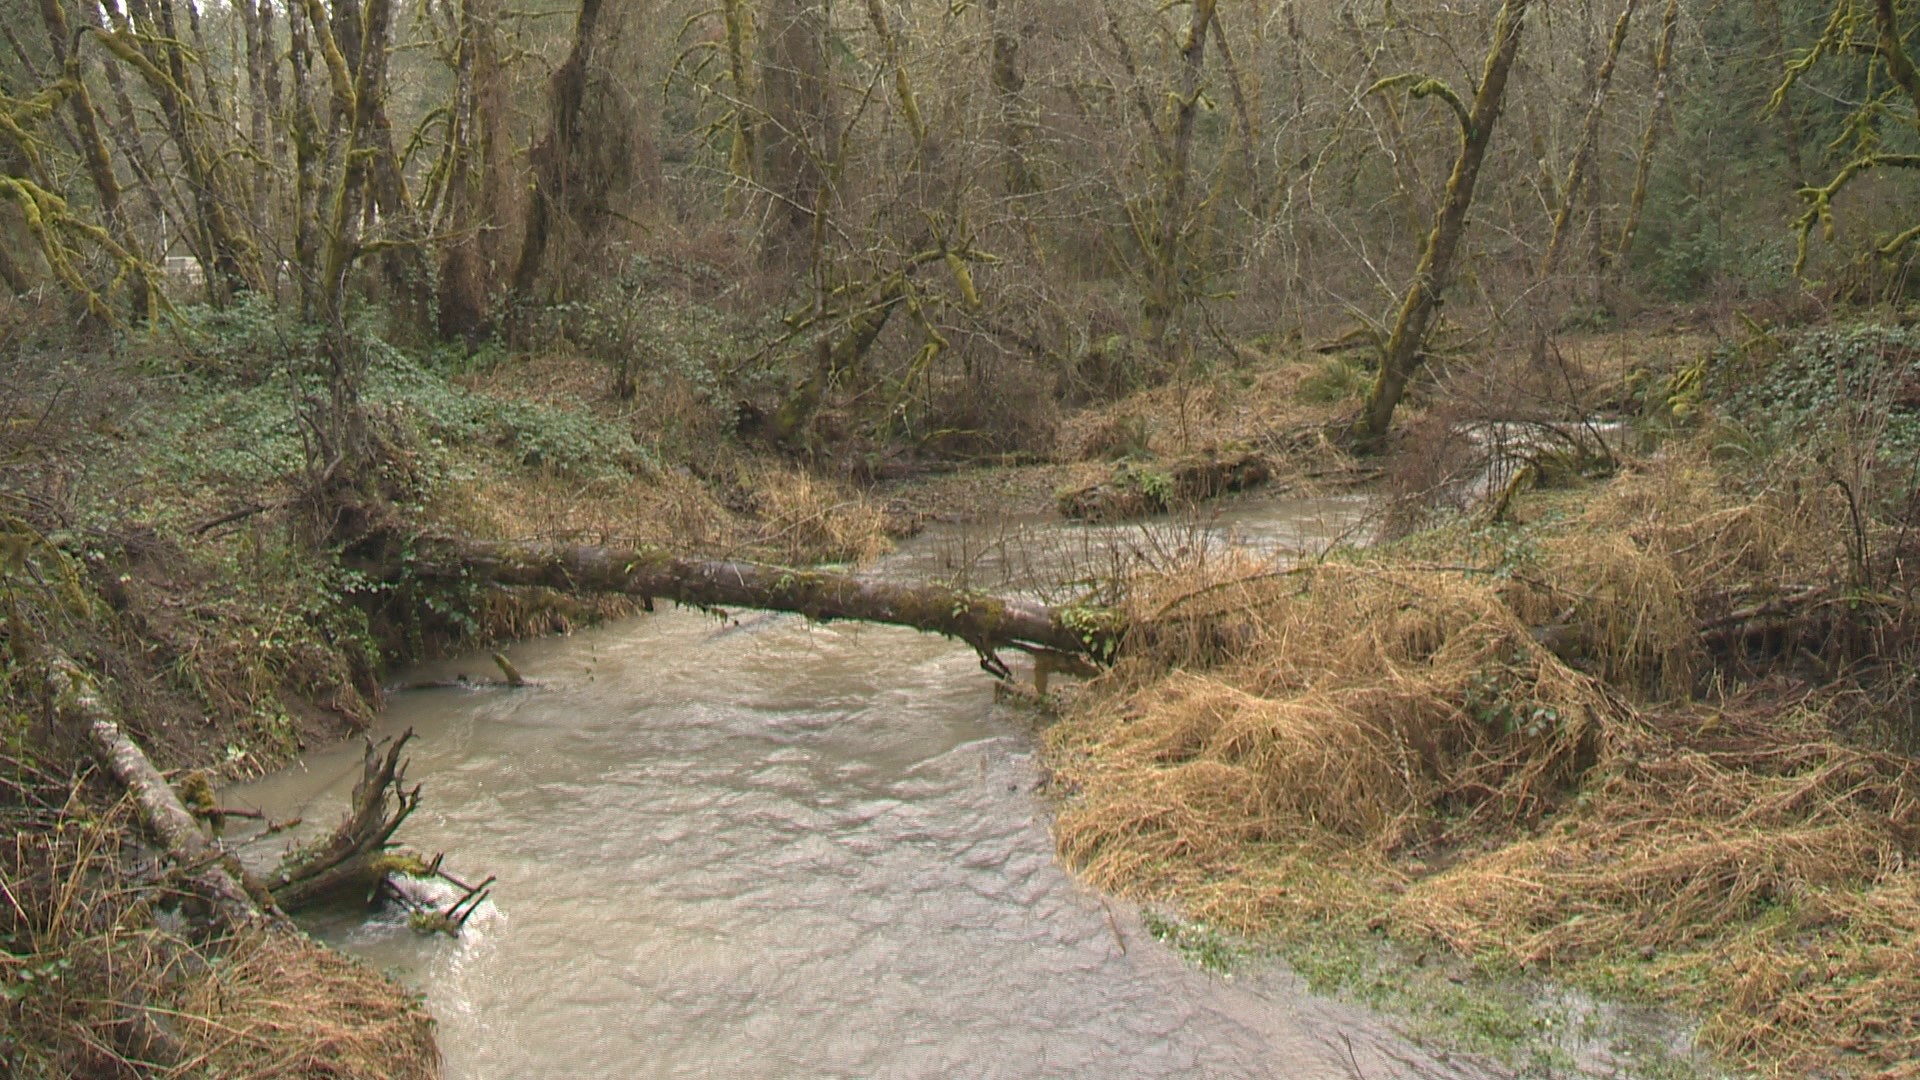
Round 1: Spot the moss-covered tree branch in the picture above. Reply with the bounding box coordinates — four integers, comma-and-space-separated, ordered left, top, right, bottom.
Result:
382, 532, 1126, 665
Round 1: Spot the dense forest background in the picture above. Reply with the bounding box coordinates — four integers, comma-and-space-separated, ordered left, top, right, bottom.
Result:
4, 0, 1916, 463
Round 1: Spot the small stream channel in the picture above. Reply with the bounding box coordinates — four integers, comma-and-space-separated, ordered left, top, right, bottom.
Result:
230, 497, 1514, 1079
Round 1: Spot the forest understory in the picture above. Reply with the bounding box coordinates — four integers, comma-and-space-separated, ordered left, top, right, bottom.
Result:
5, 286, 1920, 1078
10, 0, 1920, 1074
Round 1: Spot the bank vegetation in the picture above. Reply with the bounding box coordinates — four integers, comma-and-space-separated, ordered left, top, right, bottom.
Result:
7, 0, 1920, 1075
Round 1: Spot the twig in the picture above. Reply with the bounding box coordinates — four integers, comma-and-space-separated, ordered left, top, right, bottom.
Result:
1100, 898, 1127, 955
189, 497, 291, 536
1339, 1032, 1370, 1080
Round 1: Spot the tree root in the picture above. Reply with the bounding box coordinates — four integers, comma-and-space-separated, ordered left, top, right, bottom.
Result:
265, 730, 423, 912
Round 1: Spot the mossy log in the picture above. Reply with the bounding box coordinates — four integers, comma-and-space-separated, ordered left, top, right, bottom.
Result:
47, 656, 281, 931
394, 534, 1125, 663
1056, 450, 1272, 522
51, 651, 433, 919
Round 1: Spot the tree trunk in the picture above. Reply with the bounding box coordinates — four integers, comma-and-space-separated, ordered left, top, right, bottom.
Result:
383, 533, 1125, 663
37, 0, 152, 317
238, 0, 275, 255
1351, 0, 1532, 446
72, 0, 171, 241
1751, 0, 1805, 181
983, 0, 1029, 196
510, 0, 607, 305
96, 0, 261, 298
1209, 11, 1259, 212
1540, 0, 1637, 282
437, 0, 511, 342
297, 0, 399, 475
1142, 0, 1216, 361
288, 0, 325, 314
312, 0, 418, 317
758, 0, 832, 263
720, 0, 756, 215
350, 0, 434, 335
1530, 0, 1636, 360
0, 228, 29, 293
1614, 0, 1678, 272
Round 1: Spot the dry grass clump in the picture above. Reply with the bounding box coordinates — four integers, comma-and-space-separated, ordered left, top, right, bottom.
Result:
2, 798, 435, 1079
1512, 446, 1861, 696
745, 466, 891, 566
426, 457, 741, 554
1707, 875, 1920, 1074
1392, 687, 1920, 1073
1048, 447, 1920, 1075
1052, 558, 1621, 902
427, 452, 890, 568
164, 929, 437, 1079
1053, 356, 1351, 465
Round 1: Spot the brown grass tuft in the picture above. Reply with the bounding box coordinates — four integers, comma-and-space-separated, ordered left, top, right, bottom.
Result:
1, 798, 436, 1079
165, 930, 438, 1079
1047, 445, 1920, 1075
745, 466, 892, 566
1054, 560, 1620, 891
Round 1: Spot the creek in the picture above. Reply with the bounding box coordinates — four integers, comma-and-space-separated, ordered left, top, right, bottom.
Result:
231, 497, 1506, 1079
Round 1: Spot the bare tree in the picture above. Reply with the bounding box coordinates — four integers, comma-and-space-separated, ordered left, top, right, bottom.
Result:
1351, 0, 1533, 446
758, 0, 834, 264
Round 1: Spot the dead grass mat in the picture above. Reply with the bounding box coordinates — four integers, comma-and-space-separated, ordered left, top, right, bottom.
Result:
1047, 449, 1920, 1077
2, 799, 435, 1079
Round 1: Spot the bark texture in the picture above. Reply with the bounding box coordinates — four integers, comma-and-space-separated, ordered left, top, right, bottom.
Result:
1351, 0, 1532, 445
48, 656, 278, 931
392, 534, 1125, 661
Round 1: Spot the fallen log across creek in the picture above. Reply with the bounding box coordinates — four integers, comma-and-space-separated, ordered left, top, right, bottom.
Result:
50, 527, 1130, 939
391, 534, 1128, 676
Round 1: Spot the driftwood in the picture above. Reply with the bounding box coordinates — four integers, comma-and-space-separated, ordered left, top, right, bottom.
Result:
391, 533, 1127, 664
51, 652, 462, 928
266, 732, 423, 912
1056, 450, 1272, 522
47, 655, 282, 931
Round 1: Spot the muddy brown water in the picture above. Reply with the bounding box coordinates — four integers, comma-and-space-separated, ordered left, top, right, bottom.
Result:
232, 498, 1508, 1079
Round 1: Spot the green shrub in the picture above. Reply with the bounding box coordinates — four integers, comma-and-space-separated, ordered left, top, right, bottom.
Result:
1297, 355, 1372, 405
1710, 323, 1920, 455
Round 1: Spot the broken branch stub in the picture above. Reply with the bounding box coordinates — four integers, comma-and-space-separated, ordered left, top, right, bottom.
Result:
266, 730, 426, 912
